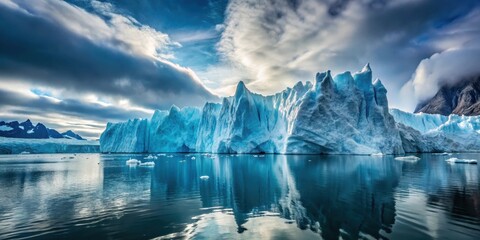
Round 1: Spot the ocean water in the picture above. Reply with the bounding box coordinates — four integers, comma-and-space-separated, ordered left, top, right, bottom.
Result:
0, 153, 479, 240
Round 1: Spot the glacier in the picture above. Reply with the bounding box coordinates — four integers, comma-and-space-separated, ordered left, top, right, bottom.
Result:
100, 65, 480, 154
390, 109, 480, 152
101, 64, 408, 154
0, 137, 99, 154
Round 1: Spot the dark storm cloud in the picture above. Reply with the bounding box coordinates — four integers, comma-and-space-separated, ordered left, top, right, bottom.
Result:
0, 88, 150, 123
0, 1, 217, 110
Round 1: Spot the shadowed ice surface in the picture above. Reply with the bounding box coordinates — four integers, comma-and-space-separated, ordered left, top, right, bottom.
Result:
0, 153, 479, 239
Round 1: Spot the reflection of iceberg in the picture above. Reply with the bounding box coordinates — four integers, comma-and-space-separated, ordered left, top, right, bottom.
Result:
144, 154, 479, 239
275, 156, 309, 229
152, 154, 401, 239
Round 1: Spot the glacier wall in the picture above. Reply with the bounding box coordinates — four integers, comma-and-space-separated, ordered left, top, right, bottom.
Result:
0, 137, 99, 154
100, 65, 408, 154
390, 109, 480, 152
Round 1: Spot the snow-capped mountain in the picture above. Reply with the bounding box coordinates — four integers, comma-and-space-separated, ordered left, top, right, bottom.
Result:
415, 76, 480, 116
100, 64, 407, 154
0, 119, 85, 140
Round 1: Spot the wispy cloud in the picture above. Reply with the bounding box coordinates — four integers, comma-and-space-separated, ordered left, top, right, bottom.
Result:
213, 0, 480, 110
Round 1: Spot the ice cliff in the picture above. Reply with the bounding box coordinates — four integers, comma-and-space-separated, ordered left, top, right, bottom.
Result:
0, 137, 99, 154
100, 65, 409, 154
390, 109, 480, 152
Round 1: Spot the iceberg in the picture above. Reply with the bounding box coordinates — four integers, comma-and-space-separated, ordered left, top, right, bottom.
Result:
139, 161, 155, 167
126, 158, 141, 165
100, 65, 480, 155
101, 65, 406, 154
394, 156, 420, 162
445, 158, 477, 164
391, 109, 480, 152
100, 119, 148, 153
144, 154, 157, 160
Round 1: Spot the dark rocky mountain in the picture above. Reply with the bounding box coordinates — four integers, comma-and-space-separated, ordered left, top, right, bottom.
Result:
0, 119, 85, 140
61, 130, 85, 140
415, 76, 480, 116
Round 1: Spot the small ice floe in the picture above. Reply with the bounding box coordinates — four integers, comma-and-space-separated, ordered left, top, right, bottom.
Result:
394, 156, 420, 162
433, 152, 450, 156
167, 155, 174, 158
157, 153, 166, 156
139, 161, 155, 167
253, 155, 259, 157
145, 154, 157, 160
446, 158, 477, 164
126, 158, 141, 166
19, 151, 30, 155
200, 175, 209, 180
191, 156, 196, 160
370, 152, 384, 157
179, 160, 186, 163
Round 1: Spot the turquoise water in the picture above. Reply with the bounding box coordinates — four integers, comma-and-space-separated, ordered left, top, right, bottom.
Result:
0, 153, 479, 239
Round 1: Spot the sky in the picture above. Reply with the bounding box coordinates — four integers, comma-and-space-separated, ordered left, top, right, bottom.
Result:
1, 0, 480, 138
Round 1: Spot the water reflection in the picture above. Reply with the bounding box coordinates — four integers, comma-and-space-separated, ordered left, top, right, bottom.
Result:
0, 153, 478, 239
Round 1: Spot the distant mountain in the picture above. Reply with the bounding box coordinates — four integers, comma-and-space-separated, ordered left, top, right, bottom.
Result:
415, 76, 480, 116
61, 130, 85, 140
0, 119, 85, 140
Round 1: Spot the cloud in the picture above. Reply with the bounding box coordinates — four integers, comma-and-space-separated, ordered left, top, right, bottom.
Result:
0, 0, 217, 111
214, 0, 480, 106
0, 84, 152, 138
400, 7, 480, 108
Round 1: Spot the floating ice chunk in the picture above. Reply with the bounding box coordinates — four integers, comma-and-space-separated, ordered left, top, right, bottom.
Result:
191, 156, 196, 160
157, 153, 166, 156
19, 151, 30, 154
446, 158, 477, 164
167, 155, 174, 158
433, 152, 450, 156
394, 156, 420, 161
200, 175, 209, 180
126, 158, 141, 165
253, 155, 259, 157
139, 161, 155, 167
145, 154, 157, 160
370, 152, 384, 156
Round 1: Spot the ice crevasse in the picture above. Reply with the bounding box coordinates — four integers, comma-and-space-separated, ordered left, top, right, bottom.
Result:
100, 65, 480, 154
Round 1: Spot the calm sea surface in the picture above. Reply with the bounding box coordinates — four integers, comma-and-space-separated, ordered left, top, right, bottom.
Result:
0, 153, 479, 239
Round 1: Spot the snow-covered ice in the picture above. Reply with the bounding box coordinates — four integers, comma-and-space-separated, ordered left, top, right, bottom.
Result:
139, 161, 155, 167
391, 109, 480, 153
200, 175, 209, 180
394, 156, 421, 162
145, 154, 157, 160
0, 126, 13, 131
0, 137, 99, 154
126, 158, 141, 165
446, 158, 478, 164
